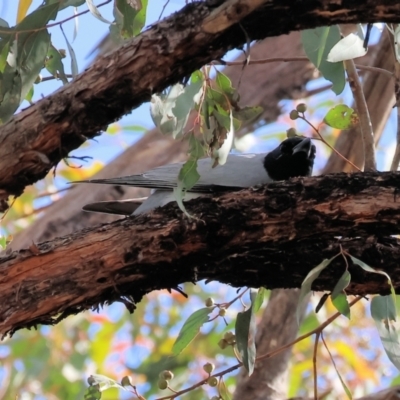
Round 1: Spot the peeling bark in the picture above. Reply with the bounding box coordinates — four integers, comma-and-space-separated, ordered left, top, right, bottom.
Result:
1, 172, 400, 337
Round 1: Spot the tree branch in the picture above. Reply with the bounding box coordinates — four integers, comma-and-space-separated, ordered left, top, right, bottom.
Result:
1, 171, 400, 337
1, 0, 400, 210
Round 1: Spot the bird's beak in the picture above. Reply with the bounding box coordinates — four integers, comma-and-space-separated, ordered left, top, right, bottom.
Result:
292, 138, 312, 157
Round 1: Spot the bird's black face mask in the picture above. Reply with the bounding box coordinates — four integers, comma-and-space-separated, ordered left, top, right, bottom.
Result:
263, 137, 316, 181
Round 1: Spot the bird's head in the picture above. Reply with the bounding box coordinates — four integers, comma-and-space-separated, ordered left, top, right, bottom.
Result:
263, 137, 316, 181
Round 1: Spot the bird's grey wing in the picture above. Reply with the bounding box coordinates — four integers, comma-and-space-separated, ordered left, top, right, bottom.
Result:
193, 153, 272, 191
82, 198, 146, 216
76, 154, 271, 192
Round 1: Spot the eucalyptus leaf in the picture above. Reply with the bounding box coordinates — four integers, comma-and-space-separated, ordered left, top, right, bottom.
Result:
371, 295, 400, 371
302, 26, 345, 94
297, 255, 339, 324
324, 104, 356, 129
172, 307, 213, 356
235, 290, 257, 375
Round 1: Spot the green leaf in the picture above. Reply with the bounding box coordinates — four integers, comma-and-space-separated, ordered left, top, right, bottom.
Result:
331, 270, 351, 318
174, 135, 205, 217
232, 105, 263, 124
371, 295, 400, 371
172, 307, 212, 356
178, 135, 204, 190
17, 28, 51, 92
253, 287, 266, 313
0, 39, 11, 72
324, 104, 356, 129
45, 44, 68, 84
172, 76, 203, 123
150, 78, 203, 139
331, 292, 350, 318
60, 25, 78, 77
350, 255, 396, 309
235, 290, 257, 375
84, 384, 102, 400
0, 3, 57, 121
114, 0, 148, 38
25, 84, 34, 103
297, 255, 339, 324
301, 26, 346, 94
207, 87, 228, 108
215, 70, 237, 101
0, 64, 22, 123
178, 157, 199, 191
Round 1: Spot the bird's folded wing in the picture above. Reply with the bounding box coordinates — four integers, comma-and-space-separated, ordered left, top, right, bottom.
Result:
76, 153, 271, 192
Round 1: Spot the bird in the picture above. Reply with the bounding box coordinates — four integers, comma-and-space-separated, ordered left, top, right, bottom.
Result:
76, 136, 316, 216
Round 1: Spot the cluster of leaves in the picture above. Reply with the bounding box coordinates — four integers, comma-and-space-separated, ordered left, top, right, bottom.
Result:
0, 0, 148, 123
150, 68, 262, 214
297, 251, 400, 397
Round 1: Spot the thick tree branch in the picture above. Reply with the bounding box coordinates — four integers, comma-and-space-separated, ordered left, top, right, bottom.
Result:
0, 0, 400, 210
1, 171, 400, 337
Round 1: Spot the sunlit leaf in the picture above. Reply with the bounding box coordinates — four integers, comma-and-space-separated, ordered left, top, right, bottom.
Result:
84, 384, 101, 400
172, 307, 212, 356
350, 255, 396, 308
331, 270, 351, 318
60, 25, 78, 77
371, 295, 400, 371
178, 135, 204, 191
235, 290, 257, 375
45, 44, 68, 84
253, 287, 266, 312
215, 70, 237, 101
324, 105, 356, 129
233, 105, 263, 124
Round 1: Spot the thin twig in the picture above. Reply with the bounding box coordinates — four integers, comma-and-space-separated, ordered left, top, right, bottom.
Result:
156, 296, 364, 400
299, 116, 363, 172
343, 57, 376, 171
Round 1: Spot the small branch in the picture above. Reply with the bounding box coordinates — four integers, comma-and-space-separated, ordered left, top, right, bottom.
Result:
344, 58, 376, 171
298, 115, 363, 172
156, 296, 363, 400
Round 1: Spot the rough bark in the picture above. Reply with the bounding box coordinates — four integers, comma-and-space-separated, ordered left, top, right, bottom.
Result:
1, 0, 400, 209
2, 172, 400, 337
